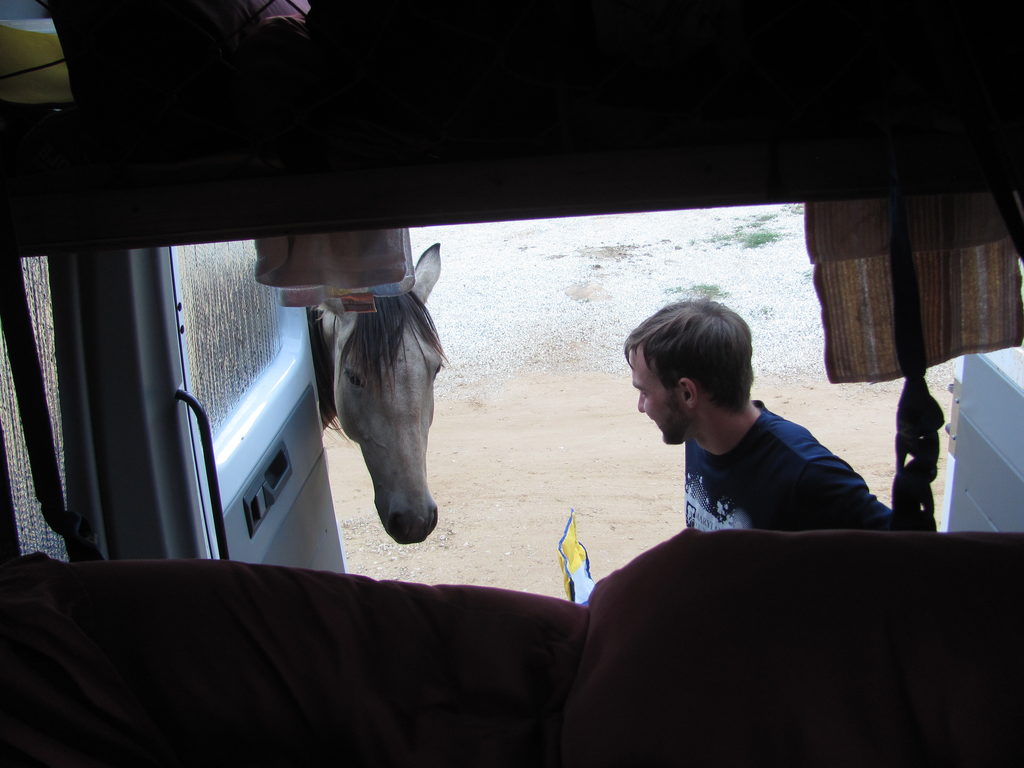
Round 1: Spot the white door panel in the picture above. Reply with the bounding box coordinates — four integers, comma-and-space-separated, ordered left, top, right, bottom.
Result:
172, 242, 344, 570
944, 349, 1024, 532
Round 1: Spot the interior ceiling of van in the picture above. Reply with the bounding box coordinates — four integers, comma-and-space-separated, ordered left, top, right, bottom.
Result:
3, 1, 1022, 253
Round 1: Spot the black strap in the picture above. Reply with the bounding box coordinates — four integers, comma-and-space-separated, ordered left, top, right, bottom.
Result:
887, 155, 943, 531
1, 171, 103, 561
885, 0, 1024, 530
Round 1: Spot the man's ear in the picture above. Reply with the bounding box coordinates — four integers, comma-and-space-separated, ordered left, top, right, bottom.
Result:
677, 377, 698, 407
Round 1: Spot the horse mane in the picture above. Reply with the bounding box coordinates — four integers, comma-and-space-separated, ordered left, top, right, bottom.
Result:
308, 292, 446, 431
307, 306, 339, 430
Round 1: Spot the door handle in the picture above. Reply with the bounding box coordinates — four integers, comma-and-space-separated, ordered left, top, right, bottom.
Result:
175, 389, 229, 559
260, 445, 292, 506
244, 444, 292, 537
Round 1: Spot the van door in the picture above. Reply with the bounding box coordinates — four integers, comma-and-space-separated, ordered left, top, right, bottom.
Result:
45, 244, 344, 570
174, 240, 344, 570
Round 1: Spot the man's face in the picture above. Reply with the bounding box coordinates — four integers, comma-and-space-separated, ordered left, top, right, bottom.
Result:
629, 347, 690, 445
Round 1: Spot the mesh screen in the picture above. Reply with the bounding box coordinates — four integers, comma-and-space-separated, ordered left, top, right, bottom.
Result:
0, 257, 69, 560
176, 240, 281, 435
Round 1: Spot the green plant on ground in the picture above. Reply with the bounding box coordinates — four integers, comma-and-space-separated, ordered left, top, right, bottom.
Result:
691, 283, 729, 300
695, 217, 784, 250
738, 229, 782, 249
665, 283, 729, 301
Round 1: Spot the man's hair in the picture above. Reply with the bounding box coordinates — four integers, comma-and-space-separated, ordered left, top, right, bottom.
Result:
624, 299, 753, 411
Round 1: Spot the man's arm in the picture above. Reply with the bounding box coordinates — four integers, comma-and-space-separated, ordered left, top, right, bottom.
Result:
792, 457, 893, 530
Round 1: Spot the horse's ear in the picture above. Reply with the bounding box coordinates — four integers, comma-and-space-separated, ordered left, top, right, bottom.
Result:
412, 243, 441, 303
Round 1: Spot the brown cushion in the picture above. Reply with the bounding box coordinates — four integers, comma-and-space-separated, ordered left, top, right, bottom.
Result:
563, 528, 1024, 768
4, 554, 586, 767
1, 554, 178, 767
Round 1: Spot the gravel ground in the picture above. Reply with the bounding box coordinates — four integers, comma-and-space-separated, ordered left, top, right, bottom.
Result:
409, 203, 939, 399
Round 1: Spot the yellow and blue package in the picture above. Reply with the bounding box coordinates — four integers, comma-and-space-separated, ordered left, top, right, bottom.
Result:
558, 509, 595, 605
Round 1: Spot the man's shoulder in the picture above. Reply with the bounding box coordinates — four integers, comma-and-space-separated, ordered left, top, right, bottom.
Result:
750, 402, 832, 461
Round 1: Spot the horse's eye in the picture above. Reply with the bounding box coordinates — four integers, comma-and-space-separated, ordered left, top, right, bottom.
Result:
345, 370, 364, 388
433, 364, 442, 380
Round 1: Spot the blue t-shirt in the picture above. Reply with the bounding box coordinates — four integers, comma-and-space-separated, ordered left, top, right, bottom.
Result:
684, 402, 892, 531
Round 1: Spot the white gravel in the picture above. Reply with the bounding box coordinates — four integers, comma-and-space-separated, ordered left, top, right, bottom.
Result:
410, 203, 832, 398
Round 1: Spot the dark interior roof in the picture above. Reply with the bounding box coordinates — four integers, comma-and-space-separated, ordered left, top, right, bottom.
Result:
5, 0, 1022, 254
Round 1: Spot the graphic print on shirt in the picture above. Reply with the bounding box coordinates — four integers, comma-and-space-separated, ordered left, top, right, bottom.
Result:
685, 470, 753, 530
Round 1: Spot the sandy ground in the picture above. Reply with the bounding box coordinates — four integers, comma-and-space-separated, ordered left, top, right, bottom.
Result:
326, 372, 952, 600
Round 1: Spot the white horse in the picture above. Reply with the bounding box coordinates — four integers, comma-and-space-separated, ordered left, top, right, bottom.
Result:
308, 244, 444, 544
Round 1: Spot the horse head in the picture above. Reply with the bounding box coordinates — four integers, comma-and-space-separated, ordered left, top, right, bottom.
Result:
311, 244, 444, 544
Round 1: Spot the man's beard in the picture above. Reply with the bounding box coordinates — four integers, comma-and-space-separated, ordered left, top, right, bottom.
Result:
659, 398, 689, 445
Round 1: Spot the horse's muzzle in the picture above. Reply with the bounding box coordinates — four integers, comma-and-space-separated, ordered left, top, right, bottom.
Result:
384, 504, 438, 545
